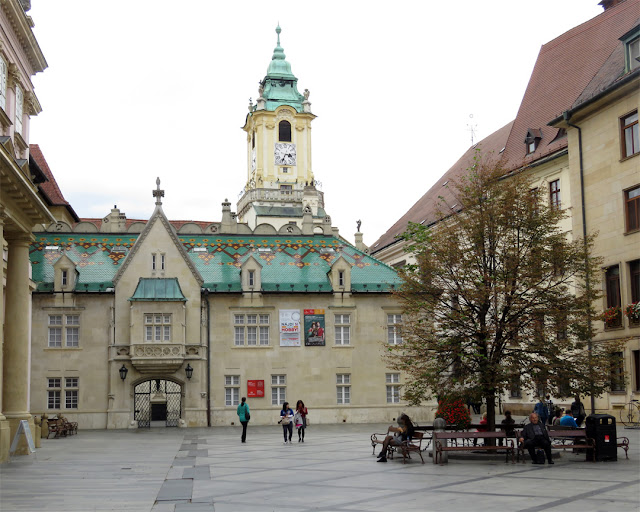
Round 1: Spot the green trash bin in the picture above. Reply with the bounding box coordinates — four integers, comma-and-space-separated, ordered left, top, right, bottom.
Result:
586, 414, 617, 461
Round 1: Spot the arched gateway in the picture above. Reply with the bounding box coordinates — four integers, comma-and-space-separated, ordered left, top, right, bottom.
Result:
134, 379, 182, 428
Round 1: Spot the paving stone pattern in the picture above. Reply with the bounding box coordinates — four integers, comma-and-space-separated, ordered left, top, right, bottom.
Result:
1, 423, 638, 511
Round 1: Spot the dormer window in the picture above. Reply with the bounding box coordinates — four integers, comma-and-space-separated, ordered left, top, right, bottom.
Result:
248, 270, 255, 287
278, 120, 291, 142
62, 270, 68, 287
525, 129, 542, 155
338, 270, 345, 287
621, 26, 640, 72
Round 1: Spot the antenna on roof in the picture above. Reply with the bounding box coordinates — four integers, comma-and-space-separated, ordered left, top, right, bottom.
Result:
467, 114, 477, 146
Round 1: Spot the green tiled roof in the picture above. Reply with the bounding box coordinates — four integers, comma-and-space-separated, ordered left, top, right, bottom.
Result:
129, 278, 186, 301
30, 234, 401, 293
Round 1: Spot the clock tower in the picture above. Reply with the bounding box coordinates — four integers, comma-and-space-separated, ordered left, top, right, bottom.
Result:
238, 26, 330, 234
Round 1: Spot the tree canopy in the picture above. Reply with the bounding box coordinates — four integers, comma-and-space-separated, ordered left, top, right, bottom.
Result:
386, 154, 621, 428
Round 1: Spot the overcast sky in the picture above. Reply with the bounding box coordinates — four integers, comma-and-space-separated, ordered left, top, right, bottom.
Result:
28, 1, 604, 245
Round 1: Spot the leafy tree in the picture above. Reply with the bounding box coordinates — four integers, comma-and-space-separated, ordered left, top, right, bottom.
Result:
386, 154, 622, 432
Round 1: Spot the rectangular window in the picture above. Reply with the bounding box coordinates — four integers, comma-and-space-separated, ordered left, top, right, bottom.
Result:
0, 56, 6, 111
234, 313, 269, 346
510, 378, 522, 398
66, 315, 79, 347
48, 315, 62, 347
338, 270, 345, 287
280, 184, 293, 195
336, 374, 351, 404
248, 270, 255, 287
14, 84, 23, 135
386, 373, 401, 403
65, 379, 79, 409
549, 179, 561, 209
621, 111, 639, 158
387, 314, 403, 345
633, 350, 640, 391
47, 378, 61, 409
152, 254, 156, 271
62, 270, 68, 286
271, 375, 286, 405
225, 375, 240, 406
605, 266, 622, 328
335, 314, 351, 345
144, 314, 171, 342
610, 352, 625, 392
625, 185, 640, 232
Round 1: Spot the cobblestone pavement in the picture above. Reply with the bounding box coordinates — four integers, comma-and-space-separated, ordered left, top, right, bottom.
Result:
1, 423, 639, 512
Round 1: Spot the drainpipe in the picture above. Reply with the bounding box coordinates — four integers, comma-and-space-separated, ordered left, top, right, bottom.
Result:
563, 110, 595, 415
204, 289, 211, 426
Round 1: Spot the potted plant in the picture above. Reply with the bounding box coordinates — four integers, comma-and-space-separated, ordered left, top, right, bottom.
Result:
624, 302, 640, 324
602, 306, 622, 327
435, 394, 472, 430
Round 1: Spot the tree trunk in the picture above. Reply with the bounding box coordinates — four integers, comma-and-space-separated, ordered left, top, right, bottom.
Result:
485, 392, 497, 447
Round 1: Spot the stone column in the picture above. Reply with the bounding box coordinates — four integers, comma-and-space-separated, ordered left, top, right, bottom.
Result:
2, 233, 35, 456
0, 212, 8, 462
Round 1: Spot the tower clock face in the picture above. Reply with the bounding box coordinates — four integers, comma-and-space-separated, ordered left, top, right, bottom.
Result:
251, 147, 257, 171
275, 143, 296, 166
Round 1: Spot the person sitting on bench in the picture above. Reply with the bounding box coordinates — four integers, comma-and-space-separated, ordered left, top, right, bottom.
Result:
376, 413, 415, 462
519, 412, 554, 465
559, 409, 579, 428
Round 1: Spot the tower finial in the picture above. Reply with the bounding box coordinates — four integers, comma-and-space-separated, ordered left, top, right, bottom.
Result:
153, 177, 165, 206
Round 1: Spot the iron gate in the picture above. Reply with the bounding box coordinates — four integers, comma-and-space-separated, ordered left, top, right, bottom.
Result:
134, 379, 182, 428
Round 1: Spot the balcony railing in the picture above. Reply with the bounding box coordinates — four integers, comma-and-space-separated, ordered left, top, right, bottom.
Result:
237, 188, 324, 216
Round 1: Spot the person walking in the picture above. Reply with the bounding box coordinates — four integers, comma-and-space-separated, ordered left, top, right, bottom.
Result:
294, 400, 308, 442
237, 397, 250, 443
571, 398, 586, 427
279, 401, 294, 444
534, 398, 549, 426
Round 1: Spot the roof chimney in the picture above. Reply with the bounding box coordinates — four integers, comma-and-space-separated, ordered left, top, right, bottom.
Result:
598, 0, 626, 10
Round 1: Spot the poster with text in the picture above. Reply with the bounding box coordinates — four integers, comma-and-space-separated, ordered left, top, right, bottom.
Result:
304, 309, 326, 346
247, 380, 264, 398
279, 309, 301, 346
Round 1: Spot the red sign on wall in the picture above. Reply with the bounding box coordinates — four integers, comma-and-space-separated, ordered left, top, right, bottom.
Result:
247, 380, 264, 398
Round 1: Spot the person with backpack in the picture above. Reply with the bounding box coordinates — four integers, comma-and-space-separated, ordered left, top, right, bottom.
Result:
237, 397, 250, 443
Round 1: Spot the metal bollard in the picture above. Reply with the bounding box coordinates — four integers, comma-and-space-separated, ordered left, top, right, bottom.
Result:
433, 417, 448, 464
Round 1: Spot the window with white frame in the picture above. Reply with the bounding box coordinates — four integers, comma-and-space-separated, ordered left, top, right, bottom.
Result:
386, 373, 401, 403
47, 378, 61, 409
387, 314, 403, 345
14, 84, 23, 135
144, 314, 171, 342
334, 314, 351, 345
337, 374, 351, 404
0, 56, 6, 111
65, 377, 79, 409
271, 374, 286, 405
225, 375, 240, 406
234, 313, 270, 346
48, 314, 80, 348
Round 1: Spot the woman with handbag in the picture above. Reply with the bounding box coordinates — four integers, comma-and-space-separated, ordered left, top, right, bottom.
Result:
237, 397, 250, 443
295, 400, 308, 443
279, 401, 294, 444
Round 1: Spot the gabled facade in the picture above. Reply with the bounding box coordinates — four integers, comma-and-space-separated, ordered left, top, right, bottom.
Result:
371, 0, 640, 415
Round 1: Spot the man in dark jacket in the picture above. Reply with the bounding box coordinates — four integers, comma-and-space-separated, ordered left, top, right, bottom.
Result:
519, 413, 554, 464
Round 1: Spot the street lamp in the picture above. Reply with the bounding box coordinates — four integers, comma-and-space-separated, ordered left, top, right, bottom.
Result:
185, 364, 193, 380
119, 364, 128, 381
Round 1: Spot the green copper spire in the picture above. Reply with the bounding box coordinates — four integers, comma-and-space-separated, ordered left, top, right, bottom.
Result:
259, 25, 305, 112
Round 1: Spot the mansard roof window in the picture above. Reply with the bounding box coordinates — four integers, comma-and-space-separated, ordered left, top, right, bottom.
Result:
525, 128, 542, 155
278, 120, 291, 142
620, 26, 640, 72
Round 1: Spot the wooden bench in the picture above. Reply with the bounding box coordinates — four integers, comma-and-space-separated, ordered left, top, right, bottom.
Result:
617, 437, 629, 459
433, 431, 514, 465
398, 432, 426, 464
517, 430, 595, 462
47, 418, 68, 438
371, 426, 399, 456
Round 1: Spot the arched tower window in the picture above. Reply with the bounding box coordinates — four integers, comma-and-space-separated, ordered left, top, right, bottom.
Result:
279, 120, 291, 142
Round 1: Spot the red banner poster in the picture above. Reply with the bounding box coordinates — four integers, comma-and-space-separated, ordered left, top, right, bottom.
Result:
247, 379, 264, 398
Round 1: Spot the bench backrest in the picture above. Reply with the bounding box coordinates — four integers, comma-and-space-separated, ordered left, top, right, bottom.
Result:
434, 431, 506, 440
547, 431, 590, 438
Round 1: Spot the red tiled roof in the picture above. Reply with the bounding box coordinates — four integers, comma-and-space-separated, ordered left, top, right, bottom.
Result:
370, 121, 513, 253
371, 0, 639, 255
30, 144, 80, 222
500, 0, 639, 171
